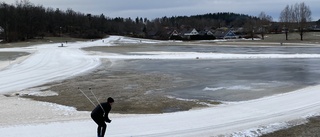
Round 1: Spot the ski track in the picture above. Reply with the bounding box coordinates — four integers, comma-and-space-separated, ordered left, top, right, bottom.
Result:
0, 44, 101, 93
1, 36, 320, 137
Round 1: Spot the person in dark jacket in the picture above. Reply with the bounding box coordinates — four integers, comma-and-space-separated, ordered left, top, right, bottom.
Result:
91, 97, 114, 137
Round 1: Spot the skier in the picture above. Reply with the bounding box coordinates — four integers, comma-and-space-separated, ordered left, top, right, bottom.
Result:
91, 97, 114, 137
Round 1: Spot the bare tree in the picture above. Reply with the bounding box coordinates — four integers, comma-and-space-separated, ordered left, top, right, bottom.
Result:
279, 2, 312, 41
279, 5, 293, 40
244, 19, 257, 40
257, 12, 273, 40
294, 2, 312, 41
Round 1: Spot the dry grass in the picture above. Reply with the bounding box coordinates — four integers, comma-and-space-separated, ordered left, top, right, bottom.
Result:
263, 32, 320, 43
261, 116, 320, 137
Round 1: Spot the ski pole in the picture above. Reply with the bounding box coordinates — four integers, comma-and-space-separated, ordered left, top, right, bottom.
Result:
78, 87, 96, 107
89, 88, 106, 116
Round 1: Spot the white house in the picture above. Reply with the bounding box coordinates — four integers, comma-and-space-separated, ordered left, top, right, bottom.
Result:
184, 28, 199, 36
169, 30, 182, 40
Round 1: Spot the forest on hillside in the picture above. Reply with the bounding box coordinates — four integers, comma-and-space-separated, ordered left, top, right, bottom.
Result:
0, 1, 262, 42
0, 1, 319, 42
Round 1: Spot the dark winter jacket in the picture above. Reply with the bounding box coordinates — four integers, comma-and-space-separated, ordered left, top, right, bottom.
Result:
91, 102, 112, 123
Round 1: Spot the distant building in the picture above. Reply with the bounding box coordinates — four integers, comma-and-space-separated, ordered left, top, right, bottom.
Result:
181, 28, 199, 40
0, 26, 3, 42
214, 29, 237, 39
169, 30, 182, 40
198, 29, 215, 40
183, 28, 199, 36
201, 27, 215, 35
0, 26, 4, 34
310, 25, 320, 31
168, 28, 216, 40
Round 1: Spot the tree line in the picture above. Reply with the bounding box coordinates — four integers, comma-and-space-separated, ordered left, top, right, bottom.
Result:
0, 0, 265, 42
0, 0, 316, 42
0, 1, 120, 42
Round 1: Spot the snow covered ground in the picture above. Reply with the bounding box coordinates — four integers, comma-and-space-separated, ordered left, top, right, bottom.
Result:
1, 36, 320, 136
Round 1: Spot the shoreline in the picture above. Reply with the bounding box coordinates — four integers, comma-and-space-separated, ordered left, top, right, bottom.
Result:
0, 54, 31, 70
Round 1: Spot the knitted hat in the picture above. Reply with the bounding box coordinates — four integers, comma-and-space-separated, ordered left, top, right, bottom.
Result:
107, 97, 114, 103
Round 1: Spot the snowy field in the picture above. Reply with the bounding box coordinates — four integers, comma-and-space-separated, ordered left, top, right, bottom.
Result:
1, 36, 320, 136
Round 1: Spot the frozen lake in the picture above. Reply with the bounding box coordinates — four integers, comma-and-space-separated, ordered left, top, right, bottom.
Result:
107, 45, 320, 101
3, 44, 320, 102
2, 36, 320, 137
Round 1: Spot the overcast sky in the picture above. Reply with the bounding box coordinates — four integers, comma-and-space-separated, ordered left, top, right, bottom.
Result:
3, 0, 320, 21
